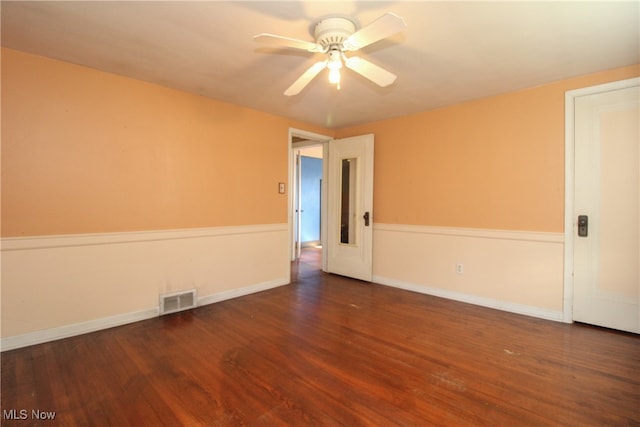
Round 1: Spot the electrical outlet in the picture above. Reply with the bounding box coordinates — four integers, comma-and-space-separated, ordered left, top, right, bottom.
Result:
456, 263, 464, 274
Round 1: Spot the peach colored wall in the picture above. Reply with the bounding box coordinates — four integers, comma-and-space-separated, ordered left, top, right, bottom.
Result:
1, 48, 330, 237
335, 65, 640, 233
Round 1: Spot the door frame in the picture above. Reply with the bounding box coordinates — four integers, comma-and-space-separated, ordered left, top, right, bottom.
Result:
288, 128, 332, 269
563, 77, 640, 323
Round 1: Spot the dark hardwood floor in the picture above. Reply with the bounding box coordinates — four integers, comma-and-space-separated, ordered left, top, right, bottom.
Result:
2, 247, 639, 426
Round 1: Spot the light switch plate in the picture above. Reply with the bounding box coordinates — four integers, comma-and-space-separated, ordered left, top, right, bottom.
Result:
278, 182, 285, 194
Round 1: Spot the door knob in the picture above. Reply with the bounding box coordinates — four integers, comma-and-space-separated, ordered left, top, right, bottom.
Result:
363, 211, 370, 227
578, 215, 588, 237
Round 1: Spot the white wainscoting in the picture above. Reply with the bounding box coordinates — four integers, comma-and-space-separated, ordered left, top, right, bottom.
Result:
1, 223, 290, 351
372, 224, 565, 322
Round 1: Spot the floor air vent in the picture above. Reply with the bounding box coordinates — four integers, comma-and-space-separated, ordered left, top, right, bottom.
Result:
160, 289, 197, 315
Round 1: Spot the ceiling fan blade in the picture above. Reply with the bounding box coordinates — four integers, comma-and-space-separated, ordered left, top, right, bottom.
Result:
284, 61, 327, 96
345, 56, 397, 87
254, 33, 322, 52
343, 12, 407, 51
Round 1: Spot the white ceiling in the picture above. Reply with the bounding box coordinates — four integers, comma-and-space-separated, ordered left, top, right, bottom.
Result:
2, 1, 638, 129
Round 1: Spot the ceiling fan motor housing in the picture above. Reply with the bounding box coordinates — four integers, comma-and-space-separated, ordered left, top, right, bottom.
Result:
314, 17, 356, 50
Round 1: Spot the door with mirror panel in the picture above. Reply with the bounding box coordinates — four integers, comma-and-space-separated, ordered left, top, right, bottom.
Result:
326, 134, 374, 281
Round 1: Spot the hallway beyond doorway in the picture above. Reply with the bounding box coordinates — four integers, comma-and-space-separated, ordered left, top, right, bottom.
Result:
291, 246, 322, 283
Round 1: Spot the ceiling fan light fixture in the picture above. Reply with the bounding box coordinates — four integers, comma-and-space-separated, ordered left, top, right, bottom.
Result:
327, 48, 342, 85
254, 12, 406, 96
328, 67, 341, 85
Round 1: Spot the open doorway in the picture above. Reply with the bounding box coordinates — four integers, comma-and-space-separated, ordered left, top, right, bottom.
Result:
296, 146, 323, 250
293, 142, 324, 274
289, 129, 331, 277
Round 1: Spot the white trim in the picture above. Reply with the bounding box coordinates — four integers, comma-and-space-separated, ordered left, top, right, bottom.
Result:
0, 308, 159, 351
373, 275, 564, 322
288, 128, 333, 143
1, 223, 288, 251
197, 277, 289, 306
563, 77, 640, 324
374, 223, 563, 243
291, 139, 324, 149
0, 277, 290, 352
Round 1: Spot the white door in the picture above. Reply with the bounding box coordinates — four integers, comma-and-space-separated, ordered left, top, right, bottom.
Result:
326, 134, 374, 281
573, 83, 639, 333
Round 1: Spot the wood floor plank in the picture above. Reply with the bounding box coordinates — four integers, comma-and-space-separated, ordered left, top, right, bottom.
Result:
2, 247, 639, 426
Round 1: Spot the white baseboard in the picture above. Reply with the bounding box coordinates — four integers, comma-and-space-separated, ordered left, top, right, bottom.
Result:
197, 277, 290, 306
1, 277, 290, 352
0, 308, 159, 352
374, 275, 564, 322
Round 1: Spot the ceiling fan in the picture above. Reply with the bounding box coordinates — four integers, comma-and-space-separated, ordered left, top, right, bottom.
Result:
254, 13, 407, 96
